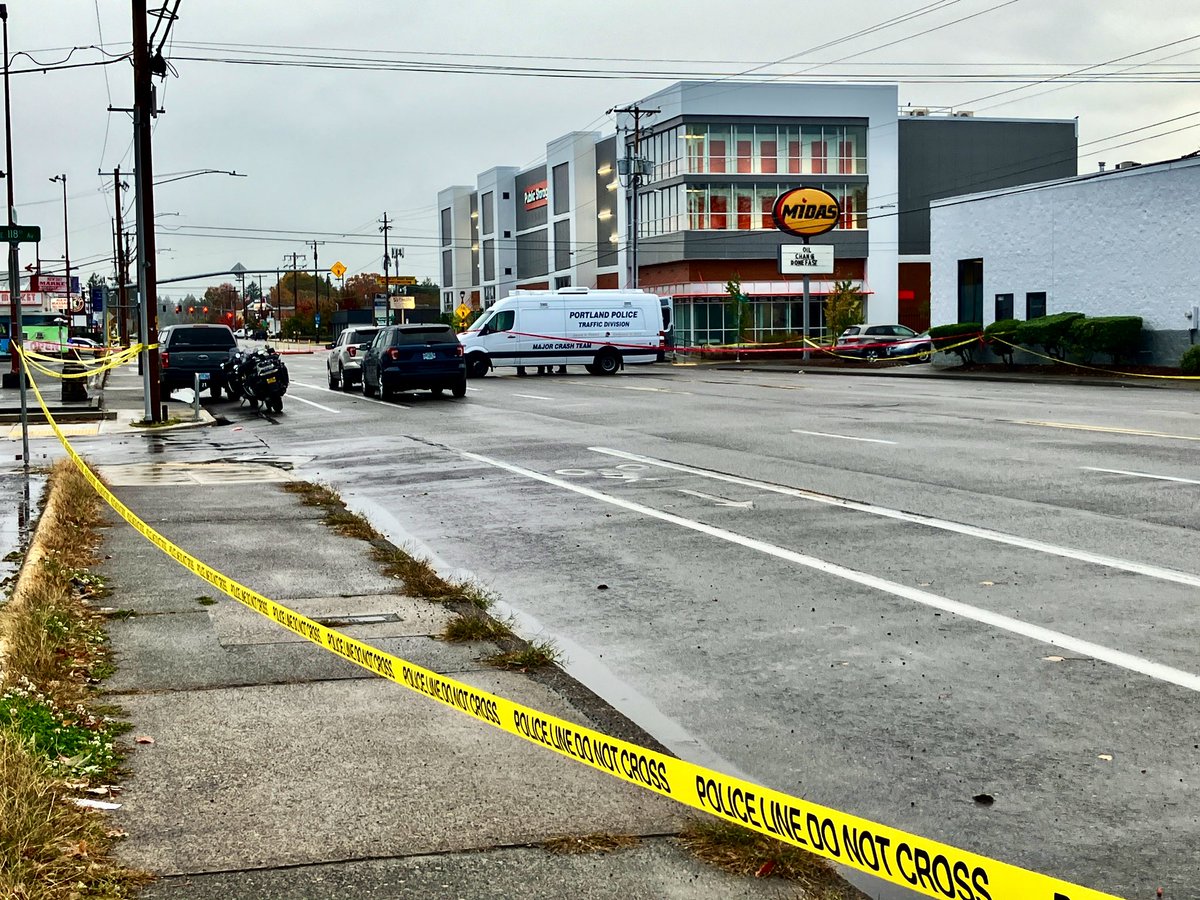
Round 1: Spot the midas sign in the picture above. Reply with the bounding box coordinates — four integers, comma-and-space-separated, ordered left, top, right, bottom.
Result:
772, 187, 841, 238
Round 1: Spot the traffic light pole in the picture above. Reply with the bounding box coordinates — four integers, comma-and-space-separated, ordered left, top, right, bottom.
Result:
132, 0, 162, 422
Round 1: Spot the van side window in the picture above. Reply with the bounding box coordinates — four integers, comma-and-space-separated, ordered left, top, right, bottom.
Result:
489, 310, 514, 333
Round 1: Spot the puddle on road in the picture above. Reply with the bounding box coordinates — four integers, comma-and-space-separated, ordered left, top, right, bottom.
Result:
0, 469, 46, 584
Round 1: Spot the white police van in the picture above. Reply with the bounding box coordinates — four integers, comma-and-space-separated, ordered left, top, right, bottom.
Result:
459, 287, 672, 378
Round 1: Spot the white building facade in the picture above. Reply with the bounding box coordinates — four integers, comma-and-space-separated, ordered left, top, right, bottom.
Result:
930, 155, 1200, 364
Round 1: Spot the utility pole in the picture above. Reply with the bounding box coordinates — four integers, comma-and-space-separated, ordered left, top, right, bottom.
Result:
1, 3, 29, 468
379, 213, 390, 326
307, 239, 323, 336
132, 0, 163, 421
608, 104, 658, 289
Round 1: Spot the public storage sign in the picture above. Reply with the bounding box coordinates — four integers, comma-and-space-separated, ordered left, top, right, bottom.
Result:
772, 186, 840, 238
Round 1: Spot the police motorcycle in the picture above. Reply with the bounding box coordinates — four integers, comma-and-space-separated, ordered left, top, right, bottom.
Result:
221, 345, 289, 413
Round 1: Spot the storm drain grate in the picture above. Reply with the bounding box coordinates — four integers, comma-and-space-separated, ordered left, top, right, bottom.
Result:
310, 613, 402, 628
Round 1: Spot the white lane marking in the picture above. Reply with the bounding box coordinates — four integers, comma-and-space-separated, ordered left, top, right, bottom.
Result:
677, 488, 754, 509
462, 449, 1200, 693
289, 380, 411, 409
589, 447, 1200, 591
622, 385, 692, 395
1081, 466, 1200, 486
285, 394, 340, 414
513, 393, 554, 401
792, 429, 897, 445
466, 387, 482, 393
1014, 420, 1200, 442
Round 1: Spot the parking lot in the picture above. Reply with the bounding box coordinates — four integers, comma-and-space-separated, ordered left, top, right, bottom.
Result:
75, 356, 1200, 897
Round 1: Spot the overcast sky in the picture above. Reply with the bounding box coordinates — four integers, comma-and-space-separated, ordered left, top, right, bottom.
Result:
10, 0, 1200, 299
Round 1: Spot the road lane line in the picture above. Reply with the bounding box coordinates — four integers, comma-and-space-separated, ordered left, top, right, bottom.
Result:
285, 394, 340, 414
589, 447, 1200, 591
461, 449, 1200, 694
792, 429, 897, 445
289, 380, 411, 409
513, 393, 554, 401
1081, 466, 1200, 485
1014, 420, 1200, 442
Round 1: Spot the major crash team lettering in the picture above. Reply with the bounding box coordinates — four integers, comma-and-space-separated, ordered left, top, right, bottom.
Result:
695, 775, 993, 900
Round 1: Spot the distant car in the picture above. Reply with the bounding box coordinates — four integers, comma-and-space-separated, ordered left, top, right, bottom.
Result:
835, 324, 919, 360
234, 328, 247, 339
67, 336, 103, 358
360, 324, 466, 400
886, 330, 934, 363
326, 325, 381, 390
157, 324, 238, 399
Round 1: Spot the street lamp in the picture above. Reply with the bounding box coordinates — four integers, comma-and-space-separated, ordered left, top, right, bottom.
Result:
49, 174, 69, 317
153, 168, 246, 187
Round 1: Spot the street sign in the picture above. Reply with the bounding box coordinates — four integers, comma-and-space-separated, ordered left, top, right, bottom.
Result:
455, 303, 471, 321
330, 261, 347, 279
394, 276, 418, 285
1, 225, 41, 244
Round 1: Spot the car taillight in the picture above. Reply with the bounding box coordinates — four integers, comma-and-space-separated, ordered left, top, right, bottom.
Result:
347, 346, 357, 358
160, 351, 169, 368
456, 345, 463, 357
658, 330, 665, 347
387, 347, 399, 360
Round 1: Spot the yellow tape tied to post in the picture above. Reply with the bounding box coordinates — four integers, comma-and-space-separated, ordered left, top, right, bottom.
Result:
15, 351, 1123, 900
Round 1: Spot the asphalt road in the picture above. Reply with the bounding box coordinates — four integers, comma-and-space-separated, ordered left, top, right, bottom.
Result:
74, 355, 1200, 899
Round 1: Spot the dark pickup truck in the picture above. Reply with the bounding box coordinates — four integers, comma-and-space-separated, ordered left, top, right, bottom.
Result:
158, 324, 238, 399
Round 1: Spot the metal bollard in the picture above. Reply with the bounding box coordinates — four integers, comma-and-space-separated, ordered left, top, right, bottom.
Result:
61, 352, 88, 403
193, 373, 201, 420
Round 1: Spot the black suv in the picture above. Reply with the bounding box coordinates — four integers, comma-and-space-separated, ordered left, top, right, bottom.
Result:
158, 324, 238, 398
361, 324, 466, 400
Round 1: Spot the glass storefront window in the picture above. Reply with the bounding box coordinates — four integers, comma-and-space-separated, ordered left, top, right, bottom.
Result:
687, 187, 708, 230
685, 125, 707, 174
735, 185, 754, 230
756, 127, 778, 175
708, 126, 730, 174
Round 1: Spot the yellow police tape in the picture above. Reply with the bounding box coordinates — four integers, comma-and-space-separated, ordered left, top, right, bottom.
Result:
989, 336, 1200, 380
17, 353, 1123, 900
20, 344, 148, 379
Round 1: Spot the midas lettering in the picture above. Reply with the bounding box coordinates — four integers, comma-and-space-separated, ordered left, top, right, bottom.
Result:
400, 665, 501, 725
512, 710, 671, 794
781, 203, 837, 221
695, 777, 992, 900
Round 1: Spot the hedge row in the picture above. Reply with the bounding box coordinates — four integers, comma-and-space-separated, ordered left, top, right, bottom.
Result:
932, 314, 1145, 366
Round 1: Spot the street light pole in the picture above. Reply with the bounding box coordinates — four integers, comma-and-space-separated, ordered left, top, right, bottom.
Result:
379, 212, 390, 327
49, 173, 68, 325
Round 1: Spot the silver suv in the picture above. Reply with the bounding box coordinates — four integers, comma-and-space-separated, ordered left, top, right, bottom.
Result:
835, 324, 918, 360
326, 326, 381, 390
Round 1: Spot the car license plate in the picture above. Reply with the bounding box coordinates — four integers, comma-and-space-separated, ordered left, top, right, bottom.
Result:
423, 351, 435, 360
198, 372, 210, 381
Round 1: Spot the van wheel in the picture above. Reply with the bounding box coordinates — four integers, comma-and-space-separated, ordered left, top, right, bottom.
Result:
466, 355, 489, 379
585, 363, 599, 375
594, 351, 620, 376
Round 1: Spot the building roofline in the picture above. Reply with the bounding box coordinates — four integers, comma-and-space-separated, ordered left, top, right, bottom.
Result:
930, 151, 1200, 207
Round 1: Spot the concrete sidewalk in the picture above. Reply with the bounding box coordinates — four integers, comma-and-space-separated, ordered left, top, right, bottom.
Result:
82, 414, 818, 896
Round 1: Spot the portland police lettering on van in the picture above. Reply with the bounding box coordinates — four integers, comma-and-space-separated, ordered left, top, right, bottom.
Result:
458, 288, 672, 378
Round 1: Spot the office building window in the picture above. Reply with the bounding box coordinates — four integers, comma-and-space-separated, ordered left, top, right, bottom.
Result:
481, 192, 493, 234
554, 219, 571, 271
440, 208, 452, 247
1026, 291, 1047, 319
678, 124, 866, 177
483, 239, 495, 282
677, 183, 867, 233
995, 293, 1014, 320
552, 163, 570, 215
957, 259, 983, 323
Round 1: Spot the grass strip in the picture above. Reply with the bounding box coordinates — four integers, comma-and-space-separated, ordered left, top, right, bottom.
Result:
0, 459, 149, 899
680, 820, 866, 898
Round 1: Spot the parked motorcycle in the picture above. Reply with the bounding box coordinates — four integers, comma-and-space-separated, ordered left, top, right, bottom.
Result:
221, 346, 289, 413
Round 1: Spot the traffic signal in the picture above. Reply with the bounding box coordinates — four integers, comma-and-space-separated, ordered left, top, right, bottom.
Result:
188, 306, 195, 314
175, 304, 182, 314
225, 311, 233, 322
202, 306, 209, 314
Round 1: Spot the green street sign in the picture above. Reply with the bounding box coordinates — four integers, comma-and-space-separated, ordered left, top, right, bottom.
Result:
1, 225, 41, 244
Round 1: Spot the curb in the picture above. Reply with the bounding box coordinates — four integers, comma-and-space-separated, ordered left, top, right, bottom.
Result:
709, 363, 1197, 391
